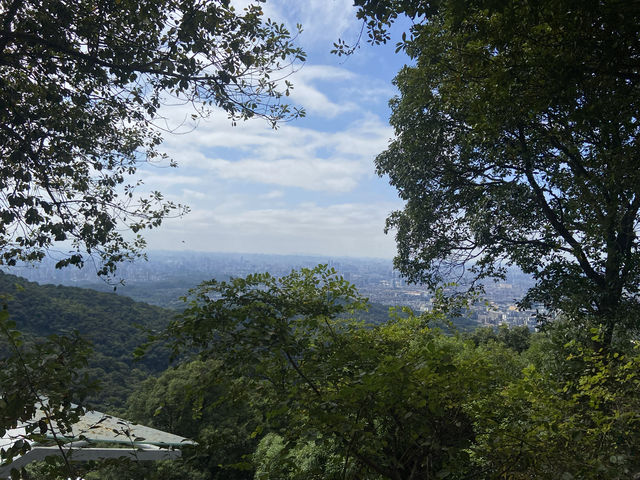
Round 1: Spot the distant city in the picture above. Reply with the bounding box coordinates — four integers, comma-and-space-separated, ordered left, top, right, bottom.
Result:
4, 250, 539, 328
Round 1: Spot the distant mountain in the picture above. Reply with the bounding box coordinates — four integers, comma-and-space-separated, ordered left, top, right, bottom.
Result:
0, 271, 175, 412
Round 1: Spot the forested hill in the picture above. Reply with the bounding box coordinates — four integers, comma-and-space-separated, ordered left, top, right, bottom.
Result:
0, 271, 175, 411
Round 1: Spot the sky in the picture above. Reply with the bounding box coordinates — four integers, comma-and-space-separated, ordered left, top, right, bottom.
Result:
139, 0, 411, 259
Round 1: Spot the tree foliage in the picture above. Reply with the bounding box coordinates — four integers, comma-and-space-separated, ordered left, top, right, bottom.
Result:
348, 0, 640, 341
0, 271, 174, 410
468, 327, 640, 479
161, 266, 523, 479
126, 359, 261, 480
467, 324, 531, 354
0, 0, 304, 275
151, 267, 640, 479
0, 306, 97, 479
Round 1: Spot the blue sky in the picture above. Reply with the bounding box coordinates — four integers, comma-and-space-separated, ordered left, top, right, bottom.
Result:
140, 1, 411, 259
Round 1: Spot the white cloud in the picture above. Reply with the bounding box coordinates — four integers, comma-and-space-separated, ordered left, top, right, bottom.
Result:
152, 105, 393, 194
137, 173, 203, 188
262, 190, 285, 199
288, 82, 356, 117
230, 0, 359, 46
129, 2, 405, 259
181, 189, 208, 200
202, 158, 365, 192
286, 64, 359, 117
259, 0, 359, 47
295, 65, 355, 82
145, 200, 400, 258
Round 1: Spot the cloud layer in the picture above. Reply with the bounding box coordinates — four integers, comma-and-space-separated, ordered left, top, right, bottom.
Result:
146, 200, 399, 258
135, 2, 403, 258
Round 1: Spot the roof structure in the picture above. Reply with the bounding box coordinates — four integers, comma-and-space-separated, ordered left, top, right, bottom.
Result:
0, 404, 195, 478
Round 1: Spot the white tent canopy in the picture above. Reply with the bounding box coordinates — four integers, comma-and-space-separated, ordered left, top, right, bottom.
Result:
0, 405, 195, 478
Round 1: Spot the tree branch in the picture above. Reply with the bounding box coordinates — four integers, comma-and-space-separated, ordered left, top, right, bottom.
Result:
518, 127, 605, 288
283, 349, 322, 398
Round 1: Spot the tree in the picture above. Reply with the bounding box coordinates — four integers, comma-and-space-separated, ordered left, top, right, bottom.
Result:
161, 266, 522, 480
467, 324, 531, 354
0, 0, 304, 275
467, 327, 640, 479
347, 0, 640, 343
152, 267, 640, 479
0, 3, 304, 473
126, 359, 261, 480
0, 306, 98, 479
252, 433, 354, 480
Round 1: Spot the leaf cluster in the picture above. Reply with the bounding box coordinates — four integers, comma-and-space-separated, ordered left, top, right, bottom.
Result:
0, 0, 305, 275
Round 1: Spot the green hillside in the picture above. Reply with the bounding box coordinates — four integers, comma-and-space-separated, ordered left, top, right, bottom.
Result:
0, 269, 478, 417
0, 271, 174, 411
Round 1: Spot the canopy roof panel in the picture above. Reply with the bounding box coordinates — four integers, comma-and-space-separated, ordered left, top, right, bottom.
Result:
0, 402, 195, 478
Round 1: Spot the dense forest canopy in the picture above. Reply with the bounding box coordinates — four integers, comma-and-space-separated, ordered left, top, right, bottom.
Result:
0, 271, 173, 409
136, 266, 640, 480
2, 265, 637, 480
